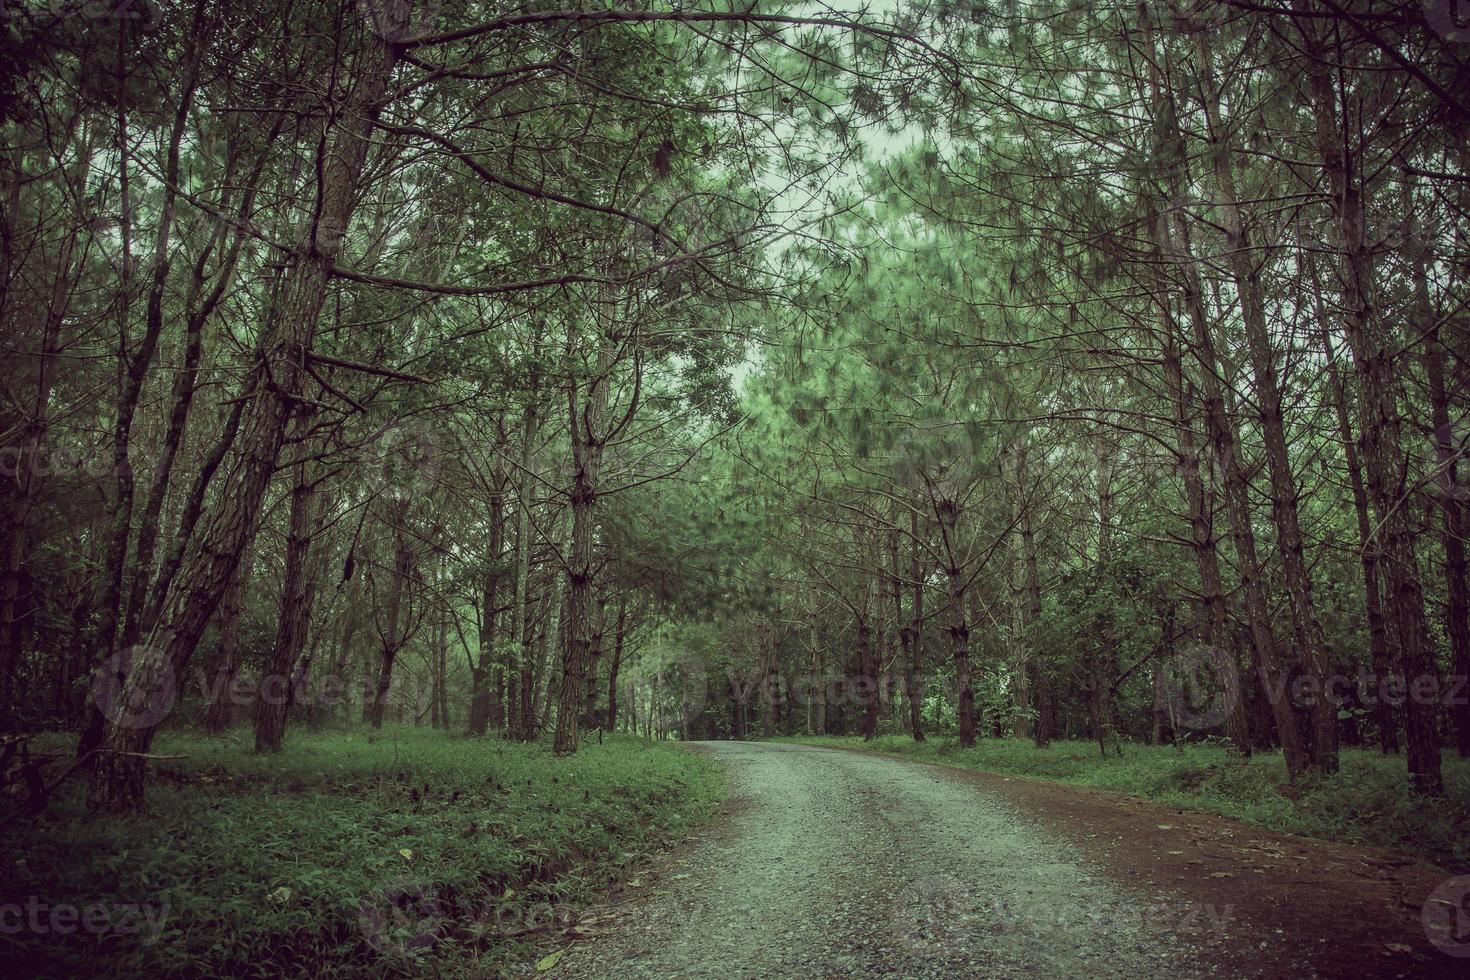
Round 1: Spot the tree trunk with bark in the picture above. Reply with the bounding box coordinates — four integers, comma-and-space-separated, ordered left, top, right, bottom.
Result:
1196, 30, 1338, 773
1321, 325, 1398, 753
253, 434, 322, 752
1297, 20, 1443, 794
605, 597, 627, 732
553, 321, 610, 755
86, 13, 405, 811
469, 472, 506, 736
370, 500, 416, 730
933, 497, 976, 747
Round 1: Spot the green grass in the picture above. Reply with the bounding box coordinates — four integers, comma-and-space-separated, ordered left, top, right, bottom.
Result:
6, 728, 723, 978
773, 735, 1470, 870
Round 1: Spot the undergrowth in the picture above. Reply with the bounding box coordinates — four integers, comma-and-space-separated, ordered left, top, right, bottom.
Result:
6, 728, 723, 978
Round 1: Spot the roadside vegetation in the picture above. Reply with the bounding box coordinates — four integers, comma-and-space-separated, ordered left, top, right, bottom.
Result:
4, 729, 722, 977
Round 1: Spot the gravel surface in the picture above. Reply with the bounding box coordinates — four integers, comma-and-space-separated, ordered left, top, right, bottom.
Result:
556, 741, 1237, 979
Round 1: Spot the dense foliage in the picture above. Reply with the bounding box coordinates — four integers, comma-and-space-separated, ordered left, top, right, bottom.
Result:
1, 0, 1467, 821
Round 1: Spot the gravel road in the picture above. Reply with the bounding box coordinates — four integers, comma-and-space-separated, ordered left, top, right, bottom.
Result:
556, 741, 1245, 979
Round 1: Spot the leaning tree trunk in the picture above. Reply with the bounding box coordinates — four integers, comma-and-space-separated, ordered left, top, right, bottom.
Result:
1165, 190, 1308, 780
88, 42, 203, 725
1320, 320, 1398, 753
1155, 260, 1252, 757
253, 443, 321, 752
86, 13, 405, 812
202, 541, 252, 734
1141, 12, 1306, 778
1197, 30, 1337, 773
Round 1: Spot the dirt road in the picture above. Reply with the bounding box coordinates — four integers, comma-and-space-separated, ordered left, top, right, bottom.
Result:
553, 742, 1462, 979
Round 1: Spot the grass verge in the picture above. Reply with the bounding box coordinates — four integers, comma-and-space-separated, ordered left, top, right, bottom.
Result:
772, 735, 1470, 869
6, 728, 723, 978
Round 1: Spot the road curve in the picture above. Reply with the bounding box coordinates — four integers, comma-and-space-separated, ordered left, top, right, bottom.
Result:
556, 741, 1257, 979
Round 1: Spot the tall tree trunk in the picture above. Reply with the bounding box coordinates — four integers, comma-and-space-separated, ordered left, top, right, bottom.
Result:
435, 580, 450, 730
512, 393, 541, 741
120, 134, 270, 651
1155, 263, 1252, 757
1005, 453, 1032, 740
1409, 194, 1470, 757
87, 13, 406, 811
469, 471, 505, 736
534, 542, 567, 739
253, 433, 322, 752
1091, 445, 1117, 757
585, 594, 608, 731
1196, 30, 1337, 773
1141, 7, 1306, 778
1321, 323, 1398, 753
89, 21, 206, 722
0, 234, 74, 723
370, 501, 416, 730
1166, 182, 1308, 780
553, 324, 610, 755
896, 516, 925, 742
605, 597, 627, 733
1297, 19, 1443, 794
807, 616, 825, 736
1019, 489, 1053, 747
203, 541, 252, 734
933, 497, 976, 747
857, 614, 878, 741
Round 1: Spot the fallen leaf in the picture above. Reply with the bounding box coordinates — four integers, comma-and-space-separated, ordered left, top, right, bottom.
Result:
1385, 943, 1413, 954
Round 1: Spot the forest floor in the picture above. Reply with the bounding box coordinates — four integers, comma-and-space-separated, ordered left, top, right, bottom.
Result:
4, 729, 722, 977
545, 741, 1468, 979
